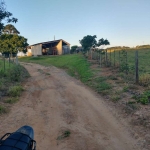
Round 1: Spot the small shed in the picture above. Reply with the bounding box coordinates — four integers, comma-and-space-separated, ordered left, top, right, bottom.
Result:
27, 39, 70, 56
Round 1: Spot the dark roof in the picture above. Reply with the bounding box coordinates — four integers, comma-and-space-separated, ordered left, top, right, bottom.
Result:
30, 39, 70, 46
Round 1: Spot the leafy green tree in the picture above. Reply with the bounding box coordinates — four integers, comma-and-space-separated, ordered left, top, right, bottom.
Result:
0, 34, 28, 54
79, 35, 110, 52
97, 38, 110, 48
0, 0, 18, 34
79, 35, 97, 52
70, 45, 78, 53
2, 24, 20, 34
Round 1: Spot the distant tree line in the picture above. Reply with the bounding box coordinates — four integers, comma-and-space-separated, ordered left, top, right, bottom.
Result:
136, 45, 150, 49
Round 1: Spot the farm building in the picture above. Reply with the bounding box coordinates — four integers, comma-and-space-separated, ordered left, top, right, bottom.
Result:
27, 39, 70, 56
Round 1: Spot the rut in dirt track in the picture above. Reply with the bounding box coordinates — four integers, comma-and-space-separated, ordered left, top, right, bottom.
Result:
0, 63, 140, 150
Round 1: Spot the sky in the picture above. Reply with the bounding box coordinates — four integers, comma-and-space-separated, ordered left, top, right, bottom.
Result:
4, 0, 150, 47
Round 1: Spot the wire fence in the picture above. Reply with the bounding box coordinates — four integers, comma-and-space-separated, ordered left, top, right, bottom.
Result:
85, 48, 150, 86
0, 54, 19, 72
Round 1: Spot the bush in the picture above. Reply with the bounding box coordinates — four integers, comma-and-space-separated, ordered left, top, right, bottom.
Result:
96, 82, 112, 93
5, 97, 19, 104
9, 65, 22, 81
8, 85, 24, 97
0, 105, 7, 114
138, 91, 150, 105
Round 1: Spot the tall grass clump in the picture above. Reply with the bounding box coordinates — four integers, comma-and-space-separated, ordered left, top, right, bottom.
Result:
8, 85, 24, 97
0, 105, 7, 114
139, 74, 150, 86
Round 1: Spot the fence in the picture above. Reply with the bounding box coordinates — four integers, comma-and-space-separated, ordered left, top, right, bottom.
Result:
85, 48, 150, 86
0, 54, 19, 72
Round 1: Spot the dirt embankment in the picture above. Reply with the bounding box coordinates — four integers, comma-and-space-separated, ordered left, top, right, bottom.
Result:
0, 63, 142, 150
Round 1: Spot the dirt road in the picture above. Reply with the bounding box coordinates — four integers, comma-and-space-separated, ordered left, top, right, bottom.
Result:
0, 63, 140, 150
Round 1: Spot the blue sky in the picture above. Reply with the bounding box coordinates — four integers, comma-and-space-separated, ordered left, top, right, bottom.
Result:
4, 0, 150, 47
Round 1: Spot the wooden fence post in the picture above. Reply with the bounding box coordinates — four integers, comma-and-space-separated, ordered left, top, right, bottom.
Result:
109, 49, 111, 67
3, 54, 5, 71
119, 51, 120, 69
135, 50, 139, 84
100, 52, 102, 67
106, 49, 108, 66
114, 50, 116, 67
9, 54, 10, 67
91, 50, 92, 60
126, 51, 128, 75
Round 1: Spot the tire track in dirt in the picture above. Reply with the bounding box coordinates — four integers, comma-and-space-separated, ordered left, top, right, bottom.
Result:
0, 63, 142, 150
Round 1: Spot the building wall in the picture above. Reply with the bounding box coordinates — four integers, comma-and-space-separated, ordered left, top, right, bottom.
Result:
56, 40, 62, 55
62, 45, 70, 54
31, 44, 42, 56
17, 51, 26, 57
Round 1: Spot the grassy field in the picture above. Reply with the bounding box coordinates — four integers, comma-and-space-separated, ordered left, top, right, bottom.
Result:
91, 48, 150, 85
19, 54, 93, 83
109, 48, 150, 75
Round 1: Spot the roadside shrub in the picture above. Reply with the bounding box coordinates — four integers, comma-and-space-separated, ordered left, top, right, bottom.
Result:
96, 82, 112, 93
8, 85, 24, 97
123, 86, 129, 92
0, 105, 7, 114
112, 95, 121, 102
139, 74, 150, 86
9, 65, 22, 81
138, 91, 150, 105
94, 76, 107, 82
5, 97, 19, 104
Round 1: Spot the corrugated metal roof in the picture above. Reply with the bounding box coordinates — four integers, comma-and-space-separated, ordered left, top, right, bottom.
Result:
30, 39, 70, 46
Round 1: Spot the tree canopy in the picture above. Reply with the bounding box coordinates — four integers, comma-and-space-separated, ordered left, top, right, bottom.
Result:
2, 24, 20, 34
70, 45, 78, 53
0, 0, 18, 35
79, 35, 97, 51
79, 35, 110, 52
0, 34, 28, 54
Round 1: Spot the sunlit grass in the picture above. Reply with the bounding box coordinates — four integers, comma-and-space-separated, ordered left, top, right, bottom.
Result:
19, 54, 93, 83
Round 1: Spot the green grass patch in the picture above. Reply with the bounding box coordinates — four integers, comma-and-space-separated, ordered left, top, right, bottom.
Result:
57, 130, 71, 140
112, 95, 121, 102
0, 105, 7, 114
19, 55, 93, 83
110, 48, 150, 76
123, 86, 129, 92
94, 76, 107, 82
8, 85, 24, 97
95, 82, 112, 93
5, 97, 19, 104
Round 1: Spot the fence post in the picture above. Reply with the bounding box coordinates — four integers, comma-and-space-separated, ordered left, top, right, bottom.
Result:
109, 49, 111, 67
119, 51, 120, 69
106, 49, 108, 66
100, 52, 102, 67
135, 50, 139, 84
114, 50, 116, 67
91, 50, 92, 60
9, 54, 10, 67
3, 54, 5, 71
126, 51, 128, 75
16, 56, 18, 65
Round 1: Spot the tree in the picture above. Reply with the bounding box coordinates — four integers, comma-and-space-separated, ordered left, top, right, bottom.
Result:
0, 0, 18, 35
79, 35, 110, 52
2, 24, 20, 34
97, 38, 110, 48
79, 35, 97, 52
70, 45, 78, 53
0, 34, 28, 54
